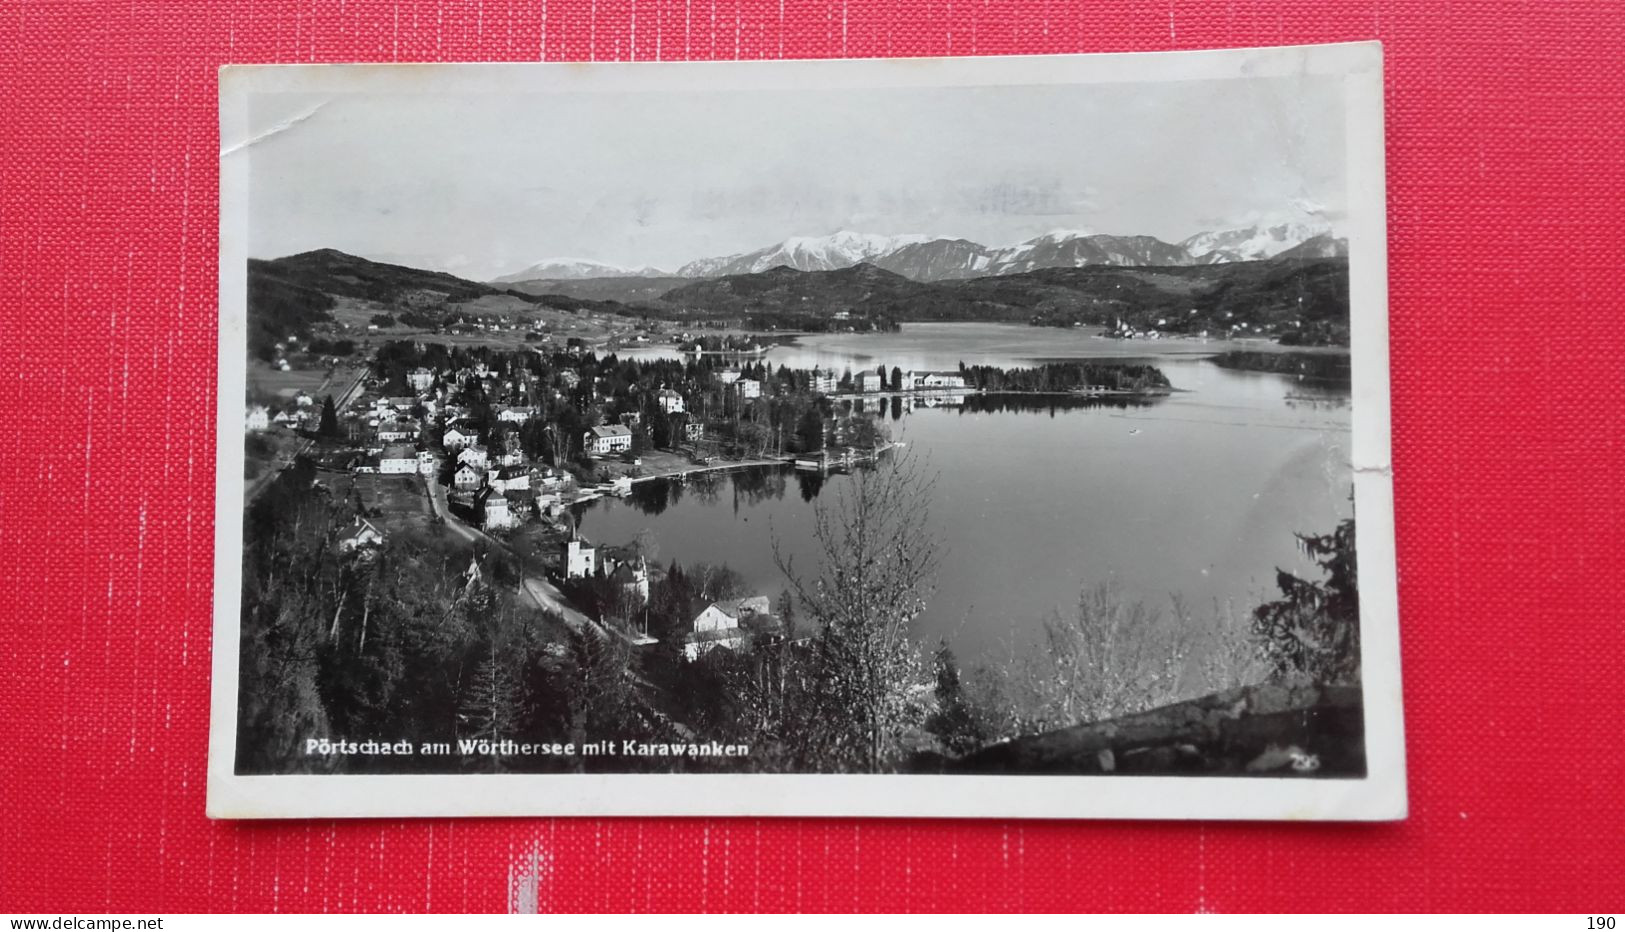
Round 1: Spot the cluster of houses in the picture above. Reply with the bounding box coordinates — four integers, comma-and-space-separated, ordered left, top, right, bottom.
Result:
699, 366, 967, 399
684, 595, 785, 660
245, 390, 322, 433
857, 369, 968, 393
802, 368, 968, 395
443, 417, 576, 532
556, 534, 784, 659
339, 363, 586, 533
712, 369, 762, 399
306, 355, 826, 659
1104, 311, 1275, 341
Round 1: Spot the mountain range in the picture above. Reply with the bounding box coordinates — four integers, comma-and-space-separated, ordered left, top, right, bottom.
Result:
491, 258, 674, 283
248, 241, 1351, 356
493, 223, 1346, 285
659, 255, 1351, 339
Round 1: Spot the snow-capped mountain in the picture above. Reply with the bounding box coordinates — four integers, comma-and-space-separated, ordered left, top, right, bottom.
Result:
1180, 221, 1334, 264
491, 258, 669, 283
492, 223, 1341, 284
982, 231, 1195, 276
675, 231, 937, 278
870, 231, 1199, 280
1273, 233, 1349, 260
871, 238, 997, 281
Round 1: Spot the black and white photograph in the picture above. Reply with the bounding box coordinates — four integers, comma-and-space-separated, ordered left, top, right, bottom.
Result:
210, 44, 1403, 820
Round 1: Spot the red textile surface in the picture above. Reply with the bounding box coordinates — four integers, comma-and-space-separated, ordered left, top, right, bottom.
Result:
2, 0, 1622, 913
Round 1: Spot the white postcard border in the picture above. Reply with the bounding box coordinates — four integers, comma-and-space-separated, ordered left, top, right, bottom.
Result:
209, 42, 1404, 821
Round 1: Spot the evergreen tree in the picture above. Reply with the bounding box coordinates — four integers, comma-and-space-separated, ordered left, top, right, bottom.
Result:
925, 642, 986, 756
795, 407, 825, 453
1251, 516, 1359, 684
562, 627, 639, 754
458, 640, 521, 771
318, 394, 339, 437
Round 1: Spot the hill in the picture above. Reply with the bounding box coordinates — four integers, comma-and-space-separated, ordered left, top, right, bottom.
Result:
662, 262, 922, 313
659, 256, 1351, 344
501, 275, 693, 304
246, 249, 642, 359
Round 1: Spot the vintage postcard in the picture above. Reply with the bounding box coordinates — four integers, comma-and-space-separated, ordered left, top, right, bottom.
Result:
210, 43, 1403, 820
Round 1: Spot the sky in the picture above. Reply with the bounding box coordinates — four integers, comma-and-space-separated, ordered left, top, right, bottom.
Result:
246, 74, 1347, 281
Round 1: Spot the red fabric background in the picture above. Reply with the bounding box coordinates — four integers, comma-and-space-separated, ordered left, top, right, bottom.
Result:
2, 0, 1622, 913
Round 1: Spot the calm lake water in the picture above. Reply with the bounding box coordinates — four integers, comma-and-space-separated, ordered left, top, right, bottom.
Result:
589, 324, 1353, 665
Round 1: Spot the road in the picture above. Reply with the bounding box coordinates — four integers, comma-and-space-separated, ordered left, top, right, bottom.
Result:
424, 464, 594, 630
423, 470, 693, 739
245, 365, 369, 502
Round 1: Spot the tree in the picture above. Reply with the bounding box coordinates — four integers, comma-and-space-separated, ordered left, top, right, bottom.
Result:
457, 640, 521, 771
773, 451, 941, 771
776, 587, 797, 640
925, 643, 985, 756
795, 407, 825, 453
1251, 516, 1359, 684
1012, 583, 1197, 730
651, 409, 673, 449
691, 562, 749, 602
561, 627, 639, 755
517, 419, 553, 463
890, 366, 903, 391
318, 394, 339, 437
632, 528, 661, 567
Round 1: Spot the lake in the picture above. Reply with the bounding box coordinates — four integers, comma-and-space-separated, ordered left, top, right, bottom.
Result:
585, 324, 1353, 666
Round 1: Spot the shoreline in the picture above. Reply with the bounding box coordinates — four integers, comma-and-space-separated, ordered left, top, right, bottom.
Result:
571, 442, 907, 504
826, 386, 1174, 402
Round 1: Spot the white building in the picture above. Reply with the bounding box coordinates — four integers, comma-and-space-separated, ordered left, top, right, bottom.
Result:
715, 369, 742, 386
338, 517, 385, 553
407, 368, 435, 392
457, 445, 489, 470
453, 462, 484, 490
376, 420, 418, 442
608, 555, 650, 606
416, 450, 438, 477
585, 424, 633, 455
684, 596, 777, 660
810, 369, 839, 394
734, 378, 761, 400
442, 426, 476, 450
857, 371, 885, 393
656, 389, 686, 414
378, 444, 418, 475
497, 406, 536, 423
563, 539, 596, 579
477, 487, 515, 531
901, 370, 967, 391
245, 405, 270, 432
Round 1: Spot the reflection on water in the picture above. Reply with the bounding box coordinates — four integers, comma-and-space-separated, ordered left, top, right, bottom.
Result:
595, 323, 1353, 665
